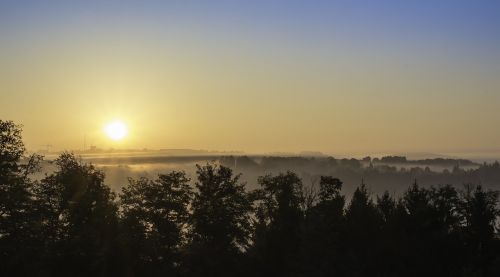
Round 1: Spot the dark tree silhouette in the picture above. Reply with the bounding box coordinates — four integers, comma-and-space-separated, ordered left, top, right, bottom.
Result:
302, 176, 345, 276
376, 190, 406, 276
119, 172, 192, 276
34, 153, 119, 277
460, 184, 500, 275
342, 183, 382, 276
186, 163, 253, 277
251, 172, 305, 276
0, 120, 42, 276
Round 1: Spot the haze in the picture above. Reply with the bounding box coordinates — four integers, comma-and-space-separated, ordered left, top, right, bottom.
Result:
1, 0, 500, 155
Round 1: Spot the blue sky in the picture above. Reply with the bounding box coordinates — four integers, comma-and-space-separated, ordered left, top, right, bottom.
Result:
1, 1, 500, 154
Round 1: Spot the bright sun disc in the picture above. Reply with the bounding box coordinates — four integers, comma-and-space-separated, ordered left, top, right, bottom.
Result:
104, 121, 128, 141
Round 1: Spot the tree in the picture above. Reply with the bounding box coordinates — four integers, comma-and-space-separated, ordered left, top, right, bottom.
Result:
187, 163, 253, 277
302, 176, 345, 276
376, 191, 406, 276
397, 183, 465, 276
342, 183, 381, 276
429, 185, 461, 231
460, 184, 500, 275
119, 172, 192, 276
0, 120, 42, 276
35, 153, 119, 277
251, 172, 304, 276
377, 191, 397, 224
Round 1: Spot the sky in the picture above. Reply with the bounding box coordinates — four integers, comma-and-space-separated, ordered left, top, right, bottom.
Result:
1, 0, 500, 155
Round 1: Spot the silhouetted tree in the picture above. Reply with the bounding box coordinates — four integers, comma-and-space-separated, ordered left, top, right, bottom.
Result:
428, 185, 463, 275
377, 191, 397, 223
186, 163, 253, 277
460, 184, 500, 276
34, 153, 119, 277
119, 172, 192, 276
376, 191, 406, 276
342, 182, 381, 276
302, 176, 345, 276
251, 172, 304, 276
0, 120, 42, 276
396, 183, 464, 276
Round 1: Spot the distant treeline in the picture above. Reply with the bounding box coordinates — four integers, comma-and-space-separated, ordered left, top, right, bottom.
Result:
371, 155, 477, 166
218, 156, 500, 195
218, 155, 480, 171
81, 153, 478, 168
77, 154, 497, 193
2, 120, 500, 277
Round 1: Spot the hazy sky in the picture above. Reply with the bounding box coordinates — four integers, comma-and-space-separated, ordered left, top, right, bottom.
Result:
1, 0, 499, 155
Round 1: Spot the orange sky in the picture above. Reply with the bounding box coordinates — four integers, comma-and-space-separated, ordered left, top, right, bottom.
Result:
1, 1, 500, 155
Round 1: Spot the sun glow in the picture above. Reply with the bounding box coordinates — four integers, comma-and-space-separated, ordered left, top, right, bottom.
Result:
104, 120, 128, 141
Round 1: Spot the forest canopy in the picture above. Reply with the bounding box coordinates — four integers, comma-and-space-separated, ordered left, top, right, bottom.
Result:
1, 120, 499, 277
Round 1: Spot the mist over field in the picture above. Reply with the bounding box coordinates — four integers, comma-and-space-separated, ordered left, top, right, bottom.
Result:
35, 151, 500, 198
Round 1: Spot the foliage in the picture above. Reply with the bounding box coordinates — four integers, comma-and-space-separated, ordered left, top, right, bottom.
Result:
1, 120, 500, 277
119, 171, 192, 276
186, 163, 253, 277
0, 120, 42, 275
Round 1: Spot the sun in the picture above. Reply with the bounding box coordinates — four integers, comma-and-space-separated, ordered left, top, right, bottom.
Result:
104, 120, 128, 141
